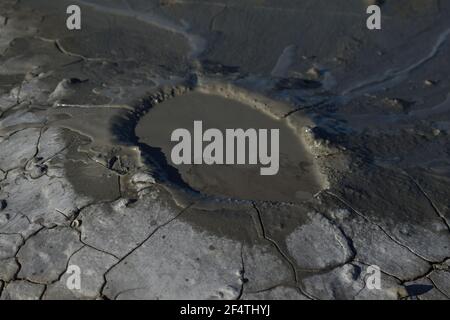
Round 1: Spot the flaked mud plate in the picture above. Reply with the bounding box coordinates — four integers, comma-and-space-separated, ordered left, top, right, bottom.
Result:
0, 0, 450, 300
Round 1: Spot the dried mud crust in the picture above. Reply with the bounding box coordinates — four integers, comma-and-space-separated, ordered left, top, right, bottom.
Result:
0, 0, 450, 300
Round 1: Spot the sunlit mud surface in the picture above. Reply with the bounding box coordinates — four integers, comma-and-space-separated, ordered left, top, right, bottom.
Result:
0, 0, 450, 300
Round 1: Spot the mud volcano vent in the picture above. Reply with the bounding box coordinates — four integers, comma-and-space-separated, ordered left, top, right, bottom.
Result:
136, 90, 323, 202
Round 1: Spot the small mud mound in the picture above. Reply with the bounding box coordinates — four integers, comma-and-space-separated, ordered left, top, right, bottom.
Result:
136, 91, 323, 202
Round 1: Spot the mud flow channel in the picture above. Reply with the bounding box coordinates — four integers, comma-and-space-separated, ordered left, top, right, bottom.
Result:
136, 91, 323, 202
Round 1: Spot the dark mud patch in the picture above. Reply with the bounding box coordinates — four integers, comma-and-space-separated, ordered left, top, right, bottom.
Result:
135, 91, 323, 203
65, 159, 121, 201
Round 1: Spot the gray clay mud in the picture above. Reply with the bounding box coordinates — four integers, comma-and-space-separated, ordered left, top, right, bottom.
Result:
1, 0, 450, 300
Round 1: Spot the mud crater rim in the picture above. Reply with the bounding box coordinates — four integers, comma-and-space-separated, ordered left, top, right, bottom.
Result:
114, 83, 326, 203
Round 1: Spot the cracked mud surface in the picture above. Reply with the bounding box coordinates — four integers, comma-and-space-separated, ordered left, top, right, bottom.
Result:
0, 0, 450, 300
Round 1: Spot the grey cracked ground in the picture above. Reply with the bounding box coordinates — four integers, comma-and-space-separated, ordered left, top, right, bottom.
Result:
0, 0, 450, 300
